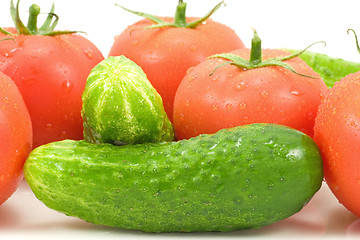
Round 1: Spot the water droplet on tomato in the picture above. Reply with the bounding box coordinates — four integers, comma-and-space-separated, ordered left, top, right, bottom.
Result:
226, 103, 233, 110
132, 39, 139, 45
226, 73, 234, 78
235, 81, 247, 91
190, 45, 197, 51
4, 52, 12, 58
212, 102, 219, 111
350, 120, 357, 127
46, 123, 53, 129
84, 49, 94, 59
307, 112, 314, 120
178, 113, 185, 121
3, 47, 19, 58
290, 89, 304, 96
60, 131, 68, 138
62, 81, 73, 92
189, 74, 198, 81
186, 67, 194, 75
238, 102, 247, 110
332, 108, 337, 115
3, 96, 9, 103
261, 90, 269, 98
212, 76, 221, 81
306, 78, 314, 84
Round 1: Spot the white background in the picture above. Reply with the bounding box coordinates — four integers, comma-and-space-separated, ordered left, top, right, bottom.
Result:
1, 0, 359, 60
1, 0, 360, 239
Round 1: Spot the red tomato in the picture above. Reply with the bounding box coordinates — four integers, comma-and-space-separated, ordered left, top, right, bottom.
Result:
109, 17, 244, 121
0, 71, 32, 205
314, 72, 360, 217
0, 29, 104, 148
173, 48, 328, 140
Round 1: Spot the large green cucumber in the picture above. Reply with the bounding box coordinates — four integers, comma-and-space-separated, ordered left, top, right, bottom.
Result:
82, 56, 174, 145
24, 123, 323, 232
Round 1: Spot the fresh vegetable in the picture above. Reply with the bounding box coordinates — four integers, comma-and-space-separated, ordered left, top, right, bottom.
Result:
82, 56, 174, 145
0, 1, 104, 148
24, 123, 323, 232
173, 30, 328, 140
0, 71, 32, 205
286, 49, 360, 88
108, 0, 245, 121
313, 29, 360, 217
314, 71, 360, 217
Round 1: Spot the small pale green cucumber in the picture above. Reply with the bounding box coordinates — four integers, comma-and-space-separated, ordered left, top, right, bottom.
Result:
24, 123, 323, 233
286, 49, 360, 88
81, 56, 174, 145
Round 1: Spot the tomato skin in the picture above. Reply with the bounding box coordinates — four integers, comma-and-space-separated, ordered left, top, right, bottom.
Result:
0, 71, 32, 205
173, 48, 328, 140
314, 72, 360, 217
109, 17, 244, 121
0, 29, 104, 148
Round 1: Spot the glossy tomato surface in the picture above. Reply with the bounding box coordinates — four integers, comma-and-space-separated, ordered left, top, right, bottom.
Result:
314, 72, 360, 217
0, 71, 32, 205
173, 49, 328, 139
109, 17, 244, 121
0, 30, 104, 148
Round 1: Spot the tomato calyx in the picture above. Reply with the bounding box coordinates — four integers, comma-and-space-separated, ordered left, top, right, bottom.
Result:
0, 37, 14, 42
209, 29, 325, 78
116, 0, 225, 29
0, 0, 81, 36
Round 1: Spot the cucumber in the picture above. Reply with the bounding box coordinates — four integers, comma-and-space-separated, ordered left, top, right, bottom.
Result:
82, 56, 174, 145
24, 123, 323, 232
286, 49, 360, 88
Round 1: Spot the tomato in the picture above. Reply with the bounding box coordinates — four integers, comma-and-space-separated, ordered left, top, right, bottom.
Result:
0, 2, 104, 148
173, 31, 328, 140
0, 71, 32, 205
109, 1, 244, 121
314, 71, 360, 217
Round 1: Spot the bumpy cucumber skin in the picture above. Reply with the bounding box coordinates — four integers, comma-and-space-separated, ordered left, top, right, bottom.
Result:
82, 56, 174, 145
24, 123, 323, 232
287, 49, 360, 88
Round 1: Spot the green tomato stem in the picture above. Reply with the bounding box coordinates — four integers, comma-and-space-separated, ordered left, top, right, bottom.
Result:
116, 0, 225, 29
174, 0, 187, 27
12, 0, 30, 35
0, 37, 15, 42
27, 4, 41, 34
209, 29, 324, 79
249, 29, 262, 65
4, 0, 80, 36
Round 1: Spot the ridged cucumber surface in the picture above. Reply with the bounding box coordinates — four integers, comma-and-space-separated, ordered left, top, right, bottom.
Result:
24, 123, 323, 232
82, 56, 174, 145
